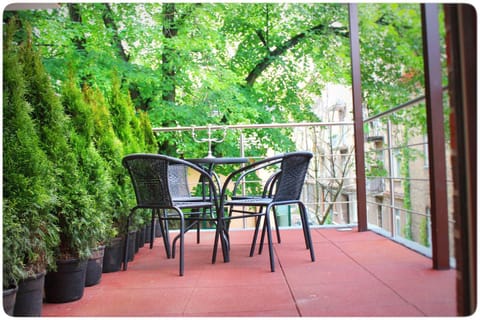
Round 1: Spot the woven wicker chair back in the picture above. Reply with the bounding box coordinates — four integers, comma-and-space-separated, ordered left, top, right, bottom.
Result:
168, 164, 191, 199
123, 155, 173, 207
273, 152, 313, 202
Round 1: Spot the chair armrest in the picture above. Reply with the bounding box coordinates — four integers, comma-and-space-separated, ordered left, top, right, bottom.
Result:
231, 161, 280, 197
220, 154, 284, 208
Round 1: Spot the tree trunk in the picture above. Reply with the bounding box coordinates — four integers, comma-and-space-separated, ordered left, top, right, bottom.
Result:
161, 3, 177, 103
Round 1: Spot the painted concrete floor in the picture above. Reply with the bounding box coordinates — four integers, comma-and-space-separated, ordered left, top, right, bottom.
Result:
42, 227, 456, 317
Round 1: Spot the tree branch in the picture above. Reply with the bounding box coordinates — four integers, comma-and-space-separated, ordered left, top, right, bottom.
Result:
68, 4, 86, 51
102, 3, 129, 62
255, 29, 268, 48
245, 23, 348, 86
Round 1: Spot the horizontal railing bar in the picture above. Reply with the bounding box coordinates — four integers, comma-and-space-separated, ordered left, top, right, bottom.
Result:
367, 200, 456, 224
366, 200, 428, 218
153, 121, 354, 132
365, 176, 454, 183
365, 142, 427, 152
305, 201, 355, 205
365, 176, 430, 182
364, 86, 448, 123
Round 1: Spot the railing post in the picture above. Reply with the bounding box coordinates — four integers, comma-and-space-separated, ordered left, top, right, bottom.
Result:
421, 3, 450, 269
349, 3, 368, 231
386, 119, 396, 238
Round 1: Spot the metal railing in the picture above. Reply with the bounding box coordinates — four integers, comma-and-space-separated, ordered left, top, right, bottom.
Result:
363, 89, 454, 261
153, 121, 357, 230
153, 96, 454, 262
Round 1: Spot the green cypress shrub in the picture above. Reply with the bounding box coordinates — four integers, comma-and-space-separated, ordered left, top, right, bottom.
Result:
139, 109, 158, 153
107, 74, 156, 229
108, 74, 142, 154
61, 78, 113, 247
3, 19, 59, 286
83, 85, 132, 240
19, 26, 92, 260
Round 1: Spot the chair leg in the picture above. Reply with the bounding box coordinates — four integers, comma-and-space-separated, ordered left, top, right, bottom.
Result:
220, 217, 230, 262
150, 209, 156, 249
197, 207, 207, 244
249, 215, 263, 257
298, 205, 309, 249
258, 205, 280, 255
299, 203, 315, 262
179, 214, 185, 276
258, 205, 270, 255
196, 219, 201, 244
272, 206, 282, 244
223, 206, 235, 253
123, 213, 133, 271
265, 206, 275, 272
225, 206, 233, 246
212, 222, 220, 264
259, 218, 268, 255
158, 210, 171, 259
212, 214, 230, 264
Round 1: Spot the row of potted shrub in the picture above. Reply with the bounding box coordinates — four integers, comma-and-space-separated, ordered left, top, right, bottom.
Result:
3, 19, 158, 315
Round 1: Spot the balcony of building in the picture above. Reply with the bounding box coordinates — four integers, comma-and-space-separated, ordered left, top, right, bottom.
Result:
42, 228, 456, 317
5, 3, 474, 317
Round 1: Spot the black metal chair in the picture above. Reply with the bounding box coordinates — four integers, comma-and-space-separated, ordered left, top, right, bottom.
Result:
122, 154, 218, 276
168, 163, 206, 245
168, 163, 204, 203
230, 163, 282, 244
213, 151, 315, 272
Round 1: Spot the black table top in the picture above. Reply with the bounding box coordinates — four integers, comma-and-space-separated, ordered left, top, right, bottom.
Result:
186, 157, 249, 165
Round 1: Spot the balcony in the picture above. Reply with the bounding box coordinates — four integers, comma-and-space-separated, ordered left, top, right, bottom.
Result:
42, 228, 456, 317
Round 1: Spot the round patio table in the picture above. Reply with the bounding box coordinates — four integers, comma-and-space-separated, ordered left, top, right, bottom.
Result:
186, 157, 250, 263
186, 157, 249, 193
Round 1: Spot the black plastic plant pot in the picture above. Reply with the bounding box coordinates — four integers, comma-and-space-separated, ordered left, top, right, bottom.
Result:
85, 246, 105, 287
13, 271, 46, 316
3, 285, 18, 316
44, 259, 87, 303
102, 237, 124, 273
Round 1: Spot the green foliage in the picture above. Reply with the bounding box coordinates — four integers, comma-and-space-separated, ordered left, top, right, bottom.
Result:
5, 4, 445, 250
138, 110, 158, 153
358, 3, 447, 123
365, 158, 388, 178
61, 78, 114, 246
82, 85, 133, 237
4, 15, 161, 281
419, 217, 430, 247
18, 3, 437, 142
18, 3, 352, 158
2, 204, 24, 286
401, 130, 413, 240
17, 25, 98, 260
108, 74, 142, 153
3, 19, 59, 285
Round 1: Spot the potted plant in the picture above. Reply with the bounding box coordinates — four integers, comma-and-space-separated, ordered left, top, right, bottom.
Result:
61, 79, 114, 286
80, 85, 130, 272
17, 29, 92, 303
2, 208, 21, 316
3, 20, 59, 315
82, 81, 158, 271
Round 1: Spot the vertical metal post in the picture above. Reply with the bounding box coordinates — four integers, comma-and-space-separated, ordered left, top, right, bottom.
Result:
444, 4, 477, 315
239, 132, 247, 229
421, 4, 450, 269
349, 3, 368, 231
386, 120, 396, 238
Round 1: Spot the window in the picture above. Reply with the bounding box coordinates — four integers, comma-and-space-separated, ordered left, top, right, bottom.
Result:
377, 204, 383, 227
392, 149, 401, 178
423, 135, 429, 168
395, 208, 401, 236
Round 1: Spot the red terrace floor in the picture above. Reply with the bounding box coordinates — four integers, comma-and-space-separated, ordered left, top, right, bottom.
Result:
42, 228, 457, 317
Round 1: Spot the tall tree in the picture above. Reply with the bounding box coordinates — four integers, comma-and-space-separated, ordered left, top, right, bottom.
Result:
15, 3, 433, 158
